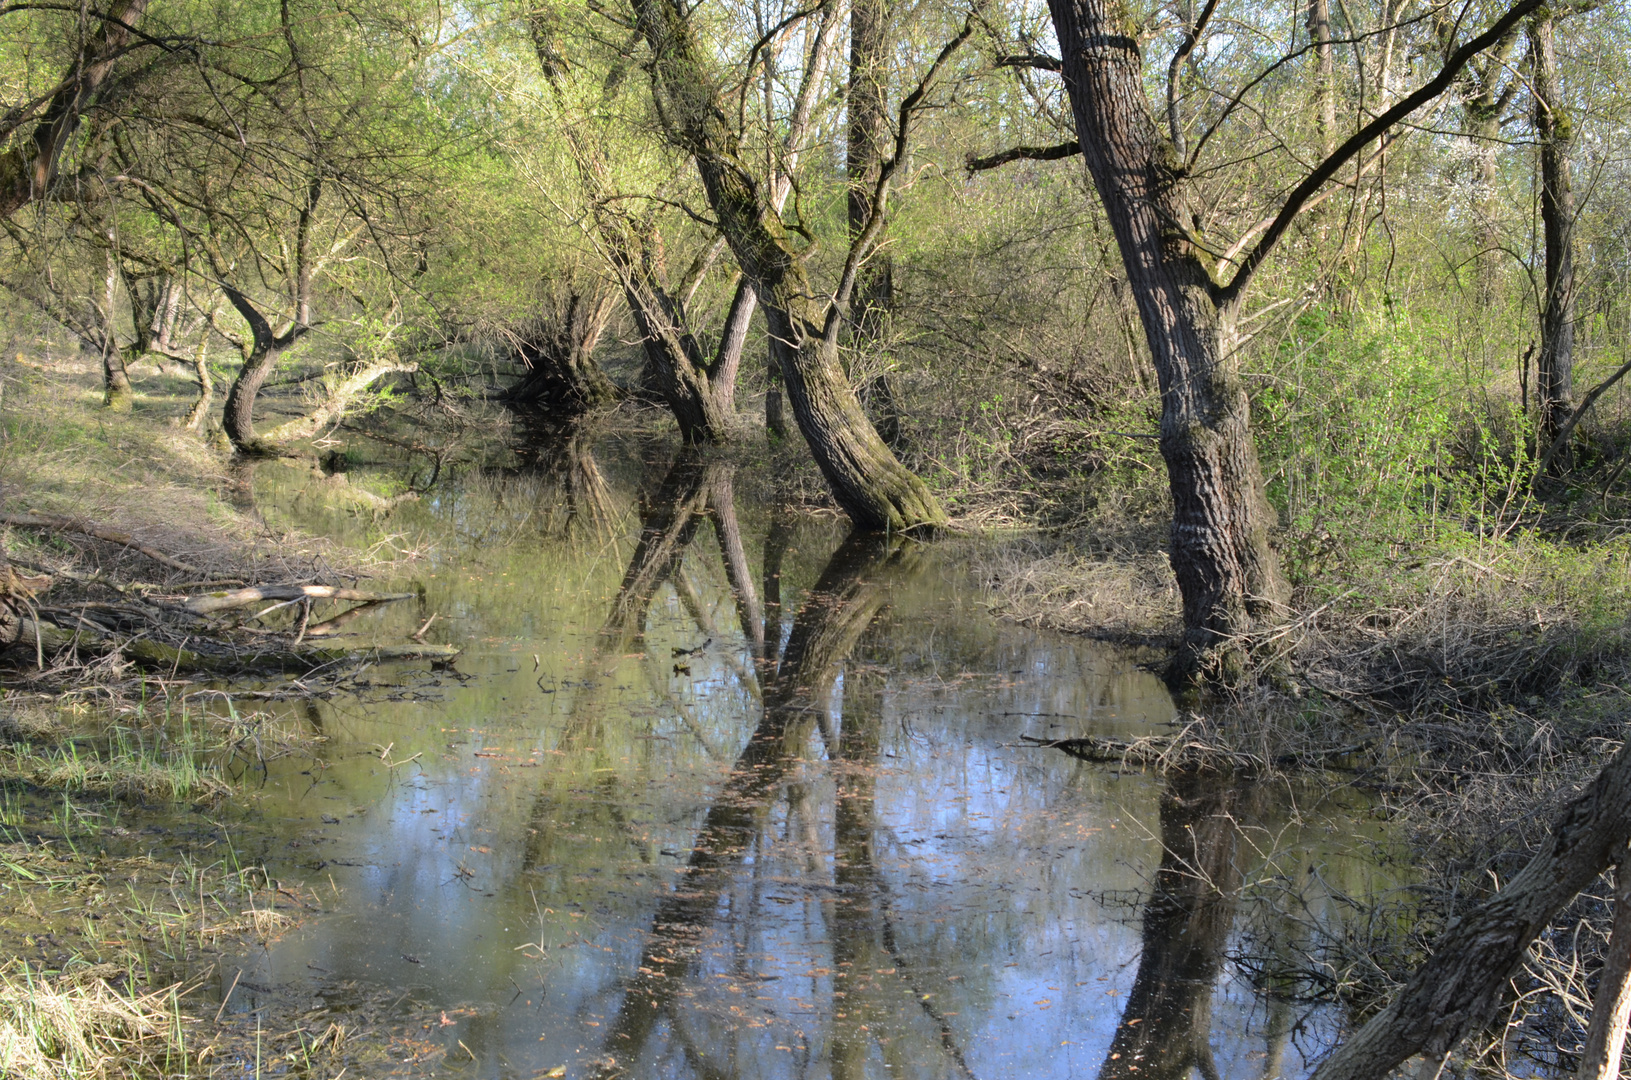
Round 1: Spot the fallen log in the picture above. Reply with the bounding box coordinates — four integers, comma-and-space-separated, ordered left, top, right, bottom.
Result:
15, 615, 457, 673
1, 512, 197, 574
185, 585, 414, 616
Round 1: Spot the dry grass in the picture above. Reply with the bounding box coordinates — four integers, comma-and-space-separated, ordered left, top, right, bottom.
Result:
0, 962, 188, 1080
0, 348, 383, 591
971, 537, 1180, 645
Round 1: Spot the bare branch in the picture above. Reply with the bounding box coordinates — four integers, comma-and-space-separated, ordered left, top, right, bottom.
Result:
966, 139, 1080, 172
1217, 0, 1546, 309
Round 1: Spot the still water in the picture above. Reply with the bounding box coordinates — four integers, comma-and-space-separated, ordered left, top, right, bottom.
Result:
215, 435, 1389, 1079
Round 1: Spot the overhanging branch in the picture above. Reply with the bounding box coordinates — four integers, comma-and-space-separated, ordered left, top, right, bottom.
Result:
966, 139, 1081, 173
1217, 0, 1545, 309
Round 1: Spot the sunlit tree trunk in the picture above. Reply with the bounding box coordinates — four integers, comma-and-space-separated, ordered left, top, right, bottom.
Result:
1047, 0, 1289, 678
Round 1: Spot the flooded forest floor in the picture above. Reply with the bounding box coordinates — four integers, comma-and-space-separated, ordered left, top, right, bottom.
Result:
0, 354, 1627, 1078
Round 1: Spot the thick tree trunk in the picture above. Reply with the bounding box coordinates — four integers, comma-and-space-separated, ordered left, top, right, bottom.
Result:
1047, 0, 1288, 678
1310, 742, 1631, 1080
1530, 12, 1574, 461
630, 0, 945, 532
503, 288, 621, 411
222, 339, 283, 454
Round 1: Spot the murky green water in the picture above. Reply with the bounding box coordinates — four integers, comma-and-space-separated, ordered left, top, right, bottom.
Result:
205, 435, 1391, 1079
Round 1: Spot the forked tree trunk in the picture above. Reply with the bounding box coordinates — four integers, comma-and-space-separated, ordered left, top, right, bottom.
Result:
1530, 12, 1575, 461
613, 232, 755, 444
630, 0, 946, 532
1047, 0, 1288, 678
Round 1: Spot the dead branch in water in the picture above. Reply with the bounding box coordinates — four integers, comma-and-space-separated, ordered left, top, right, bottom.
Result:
184, 585, 413, 615
18, 613, 457, 673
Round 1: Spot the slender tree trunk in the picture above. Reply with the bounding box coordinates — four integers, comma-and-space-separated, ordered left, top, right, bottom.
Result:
99, 249, 133, 410
630, 0, 945, 532
846, 0, 903, 447
183, 317, 214, 431
1047, 0, 1289, 679
101, 345, 133, 410
1577, 862, 1631, 1080
1530, 12, 1574, 461
1308, 0, 1336, 155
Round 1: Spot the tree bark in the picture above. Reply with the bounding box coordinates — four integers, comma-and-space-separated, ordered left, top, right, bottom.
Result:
1047, 0, 1288, 678
1578, 861, 1631, 1080
1308, 0, 1336, 156
0, 0, 149, 218
1310, 742, 1631, 1080
221, 321, 289, 455
629, 0, 946, 532
1530, 11, 1575, 461
502, 286, 622, 411
846, 0, 903, 447
613, 233, 752, 444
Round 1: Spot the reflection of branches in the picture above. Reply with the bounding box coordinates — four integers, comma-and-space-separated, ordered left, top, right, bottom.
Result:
515, 415, 621, 540
589, 531, 917, 1079
709, 469, 763, 658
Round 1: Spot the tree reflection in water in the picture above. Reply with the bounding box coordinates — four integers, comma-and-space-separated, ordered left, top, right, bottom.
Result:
589, 523, 929, 1077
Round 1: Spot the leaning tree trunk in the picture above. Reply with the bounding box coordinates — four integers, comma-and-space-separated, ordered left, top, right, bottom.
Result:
1310, 742, 1631, 1080
1531, 11, 1574, 463
222, 339, 284, 454
630, 0, 945, 532
0, 0, 149, 219
1048, 0, 1288, 679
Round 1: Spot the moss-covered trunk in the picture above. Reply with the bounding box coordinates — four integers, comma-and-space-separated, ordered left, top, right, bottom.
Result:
503, 288, 621, 412
628, 0, 945, 531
